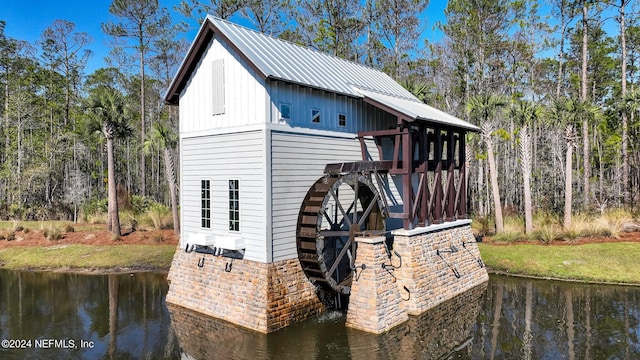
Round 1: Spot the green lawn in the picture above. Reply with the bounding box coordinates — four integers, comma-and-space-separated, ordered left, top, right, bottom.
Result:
479, 242, 640, 284
0, 244, 176, 272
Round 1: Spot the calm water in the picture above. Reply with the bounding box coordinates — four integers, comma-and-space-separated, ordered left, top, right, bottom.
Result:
1, 270, 640, 359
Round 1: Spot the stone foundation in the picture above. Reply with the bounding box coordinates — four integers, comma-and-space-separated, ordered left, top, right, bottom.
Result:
167, 219, 487, 334
166, 249, 324, 333
392, 219, 489, 315
346, 236, 408, 333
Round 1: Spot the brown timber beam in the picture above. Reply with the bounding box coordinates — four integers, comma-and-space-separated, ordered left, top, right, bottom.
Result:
445, 130, 456, 221
458, 133, 468, 218
401, 121, 413, 229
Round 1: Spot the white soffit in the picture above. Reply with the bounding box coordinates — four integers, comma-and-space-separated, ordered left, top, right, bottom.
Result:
355, 88, 480, 131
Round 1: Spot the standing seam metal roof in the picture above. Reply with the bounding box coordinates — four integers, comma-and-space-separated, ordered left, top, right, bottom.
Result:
165, 16, 479, 131
209, 16, 416, 100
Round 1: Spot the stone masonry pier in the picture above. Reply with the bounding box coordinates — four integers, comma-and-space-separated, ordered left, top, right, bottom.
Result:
166, 251, 324, 333
346, 220, 488, 333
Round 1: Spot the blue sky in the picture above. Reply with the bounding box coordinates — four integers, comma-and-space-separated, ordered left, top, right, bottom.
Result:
2, 0, 450, 74
2, 1, 622, 76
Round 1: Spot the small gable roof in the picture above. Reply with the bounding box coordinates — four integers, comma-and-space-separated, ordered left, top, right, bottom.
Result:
165, 16, 479, 132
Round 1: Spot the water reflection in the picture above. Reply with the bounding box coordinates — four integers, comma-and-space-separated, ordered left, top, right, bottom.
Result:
168, 283, 487, 360
472, 275, 640, 359
2, 269, 640, 359
0, 270, 178, 359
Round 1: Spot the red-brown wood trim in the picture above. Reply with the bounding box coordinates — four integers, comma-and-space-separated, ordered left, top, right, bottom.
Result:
402, 125, 413, 229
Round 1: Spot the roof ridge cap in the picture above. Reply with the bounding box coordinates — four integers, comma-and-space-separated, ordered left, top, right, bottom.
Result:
207, 15, 394, 76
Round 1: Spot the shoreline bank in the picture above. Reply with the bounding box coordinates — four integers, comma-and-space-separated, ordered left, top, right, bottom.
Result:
0, 244, 176, 274
2, 241, 640, 287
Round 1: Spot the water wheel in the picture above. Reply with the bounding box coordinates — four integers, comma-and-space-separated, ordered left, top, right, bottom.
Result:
296, 173, 386, 295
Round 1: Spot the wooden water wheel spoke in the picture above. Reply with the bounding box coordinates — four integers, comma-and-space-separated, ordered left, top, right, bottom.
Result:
326, 238, 352, 278
321, 210, 335, 227
296, 174, 386, 295
318, 230, 350, 237
328, 187, 353, 227
358, 193, 380, 227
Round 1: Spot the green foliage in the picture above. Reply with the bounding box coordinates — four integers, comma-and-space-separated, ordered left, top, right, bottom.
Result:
532, 227, 558, 244
478, 212, 639, 244
0, 0, 639, 232
494, 128, 511, 141
130, 195, 154, 215
145, 203, 172, 230
471, 216, 494, 236
82, 198, 108, 221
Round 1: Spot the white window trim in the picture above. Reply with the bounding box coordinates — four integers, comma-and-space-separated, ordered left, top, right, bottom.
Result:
279, 103, 291, 123
311, 108, 321, 123
228, 179, 240, 233
338, 113, 347, 127
201, 179, 212, 229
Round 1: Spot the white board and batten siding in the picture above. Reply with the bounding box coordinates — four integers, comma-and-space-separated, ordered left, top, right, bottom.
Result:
180, 131, 268, 263
178, 31, 271, 262
179, 33, 267, 135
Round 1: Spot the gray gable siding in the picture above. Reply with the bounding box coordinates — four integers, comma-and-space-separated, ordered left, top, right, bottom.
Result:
266, 80, 397, 133
270, 130, 403, 261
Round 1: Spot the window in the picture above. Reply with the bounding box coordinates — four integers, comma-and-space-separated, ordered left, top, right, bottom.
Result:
201, 180, 211, 228
212, 59, 225, 115
338, 113, 346, 127
311, 109, 321, 123
279, 103, 291, 122
228, 180, 240, 232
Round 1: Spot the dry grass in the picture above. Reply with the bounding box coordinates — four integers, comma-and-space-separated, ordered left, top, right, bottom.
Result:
477, 210, 638, 244
40, 223, 63, 241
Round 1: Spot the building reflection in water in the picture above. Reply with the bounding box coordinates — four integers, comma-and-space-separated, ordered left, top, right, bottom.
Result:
168, 282, 488, 360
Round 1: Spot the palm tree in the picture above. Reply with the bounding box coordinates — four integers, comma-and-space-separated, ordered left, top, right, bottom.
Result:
623, 90, 640, 205
143, 121, 180, 235
466, 94, 508, 233
519, 125, 534, 234
85, 86, 132, 237
511, 100, 541, 234
548, 98, 597, 229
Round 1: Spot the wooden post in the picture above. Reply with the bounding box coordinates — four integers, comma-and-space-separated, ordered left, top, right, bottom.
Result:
402, 123, 413, 229
458, 132, 468, 218
446, 130, 456, 221
433, 128, 443, 224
